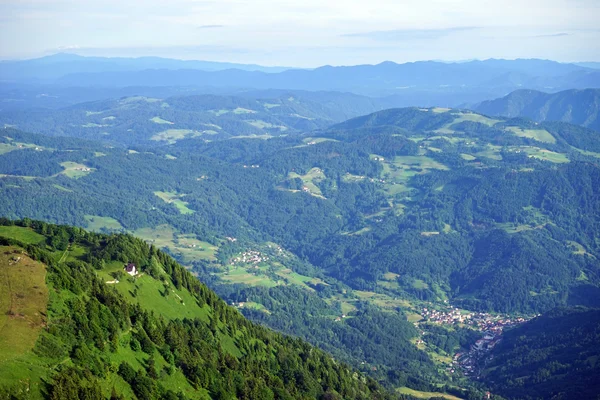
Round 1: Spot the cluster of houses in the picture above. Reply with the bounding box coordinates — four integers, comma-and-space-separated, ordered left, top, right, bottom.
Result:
420, 305, 531, 379
242, 165, 260, 169
75, 166, 92, 172
421, 306, 472, 324
453, 331, 502, 378
421, 307, 528, 331
230, 250, 268, 266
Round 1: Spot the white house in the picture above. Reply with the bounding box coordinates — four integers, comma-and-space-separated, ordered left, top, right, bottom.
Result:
124, 263, 138, 276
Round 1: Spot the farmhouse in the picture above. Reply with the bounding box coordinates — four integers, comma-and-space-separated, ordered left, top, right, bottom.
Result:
124, 262, 138, 276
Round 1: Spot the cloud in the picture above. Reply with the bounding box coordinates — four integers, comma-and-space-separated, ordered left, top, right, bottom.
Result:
197, 24, 224, 29
46, 44, 252, 58
57, 44, 81, 50
534, 33, 570, 38
341, 27, 480, 41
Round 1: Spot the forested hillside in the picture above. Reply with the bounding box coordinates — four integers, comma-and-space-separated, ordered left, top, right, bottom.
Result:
0, 94, 376, 146
1, 105, 600, 397
0, 219, 391, 400
482, 307, 600, 399
475, 89, 600, 131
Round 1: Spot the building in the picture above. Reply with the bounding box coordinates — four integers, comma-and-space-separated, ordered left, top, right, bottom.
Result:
124, 263, 138, 276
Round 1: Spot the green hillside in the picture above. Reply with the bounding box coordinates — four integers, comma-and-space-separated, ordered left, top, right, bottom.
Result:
1, 105, 600, 397
0, 94, 383, 146
482, 307, 600, 399
0, 220, 391, 400
475, 89, 600, 131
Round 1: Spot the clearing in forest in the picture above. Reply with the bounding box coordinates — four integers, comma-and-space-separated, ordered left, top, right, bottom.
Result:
506, 126, 556, 143
154, 191, 195, 214
59, 161, 94, 179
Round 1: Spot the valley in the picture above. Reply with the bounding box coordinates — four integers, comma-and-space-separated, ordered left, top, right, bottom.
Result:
1, 97, 599, 399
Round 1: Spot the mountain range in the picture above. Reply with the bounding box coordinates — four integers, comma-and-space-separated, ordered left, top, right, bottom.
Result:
2, 55, 600, 108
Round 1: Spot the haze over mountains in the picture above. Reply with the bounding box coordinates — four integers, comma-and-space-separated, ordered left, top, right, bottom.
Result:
2, 49, 600, 400
2, 55, 600, 111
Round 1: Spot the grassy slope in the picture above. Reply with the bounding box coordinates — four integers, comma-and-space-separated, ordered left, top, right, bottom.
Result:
0, 245, 49, 397
0, 226, 216, 398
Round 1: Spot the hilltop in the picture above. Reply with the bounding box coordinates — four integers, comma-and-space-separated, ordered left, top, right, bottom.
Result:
475, 88, 600, 131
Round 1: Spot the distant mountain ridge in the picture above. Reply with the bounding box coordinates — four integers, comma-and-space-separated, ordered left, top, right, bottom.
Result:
0, 53, 294, 83
475, 88, 600, 131
52, 59, 599, 96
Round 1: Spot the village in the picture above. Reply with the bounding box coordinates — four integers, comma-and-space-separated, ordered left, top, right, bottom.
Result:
421, 306, 528, 332
419, 305, 530, 379
230, 250, 269, 266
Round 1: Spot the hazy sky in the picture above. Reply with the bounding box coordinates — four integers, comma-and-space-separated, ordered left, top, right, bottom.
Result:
1, 0, 599, 66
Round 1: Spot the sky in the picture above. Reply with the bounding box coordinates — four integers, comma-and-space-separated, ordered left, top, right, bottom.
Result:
0, 0, 599, 67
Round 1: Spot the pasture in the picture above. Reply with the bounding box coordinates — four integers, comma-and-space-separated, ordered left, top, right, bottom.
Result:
0, 246, 49, 396
85, 215, 124, 232
154, 191, 195, 214
59, 161, 94, 179
506, 126, 556, 143
0, 226, 45, 244
150, 116, 174, 125
150, 129, 202, 143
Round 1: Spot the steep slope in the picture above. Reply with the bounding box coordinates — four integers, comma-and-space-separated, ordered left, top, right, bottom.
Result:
481, 307, 600, 399
0, 220, 391, 400
475, 89, 600, 131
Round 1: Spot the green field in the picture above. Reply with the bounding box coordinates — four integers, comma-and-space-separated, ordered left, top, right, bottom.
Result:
84, 215, 124, 231
433, 111, 500, 134
150, 129, 202, 143
574, 148, 600, 158
221, 265, 279, 287
230, 134, 274, 140
97, 260, 210, 322
475, 144, 503, 161
59, 161, 94, 179
520, 147, 569, 163
392, 156, 449, 171
154, 191, 195, 214
506, 126, 556, 143
133, 225, 218, 263
0, 226, 45, 244
263, 103, 281, 109
287, 167, 326, 197
82, 123, 107, 128
232, 107, 257, 114
248, 120, 288, 131
397, 387, 463, 400
150, 116, 174, 125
